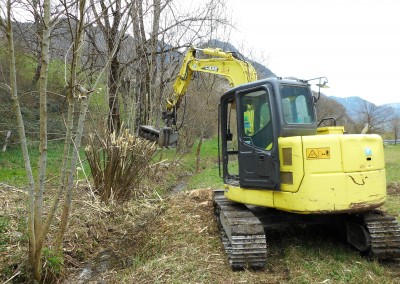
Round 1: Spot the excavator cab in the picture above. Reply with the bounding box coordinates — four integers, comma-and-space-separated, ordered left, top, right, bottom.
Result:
220, 77, 317, 190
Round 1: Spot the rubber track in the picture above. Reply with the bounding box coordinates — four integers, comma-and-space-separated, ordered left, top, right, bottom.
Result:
213, 190, 267, 269
363, 211, 400, 259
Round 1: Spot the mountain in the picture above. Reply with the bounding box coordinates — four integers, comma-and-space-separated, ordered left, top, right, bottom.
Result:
9, 20, 397, 126
330, 96, 400, 130
329, 96, 369, 120
382, 103, 400, 112
205, 39, 276, 78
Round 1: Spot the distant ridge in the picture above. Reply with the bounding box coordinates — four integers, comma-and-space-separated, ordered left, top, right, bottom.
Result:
330, 96, 400, 121
205, 39, 276, 79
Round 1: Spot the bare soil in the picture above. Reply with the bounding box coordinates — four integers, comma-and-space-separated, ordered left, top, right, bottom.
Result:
387, 183, 400, 195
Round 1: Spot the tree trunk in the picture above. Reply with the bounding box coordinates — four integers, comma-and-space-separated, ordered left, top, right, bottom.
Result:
2, 130, 11, 152
148, 0, 162, 122
54, 0, 88, 250
108, 55, 121, 132
57, 91, 90, 248
92, 0, 124, 134
2, 0, 36, 278
32, 0, 51, 279
35, 0, 51, 240
30, 0, 43, 89
196, 134, 204, 173
132, 0, 149, 127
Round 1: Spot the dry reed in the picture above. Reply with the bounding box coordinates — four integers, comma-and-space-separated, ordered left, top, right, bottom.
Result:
85, 127, 158, 203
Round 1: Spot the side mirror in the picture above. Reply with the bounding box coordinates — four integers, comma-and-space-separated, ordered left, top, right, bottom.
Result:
307, 77, 329, 102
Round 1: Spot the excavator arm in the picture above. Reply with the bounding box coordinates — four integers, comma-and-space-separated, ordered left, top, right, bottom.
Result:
139, 46, 257, 147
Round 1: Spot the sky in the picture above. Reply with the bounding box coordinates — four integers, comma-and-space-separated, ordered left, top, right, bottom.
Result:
223, 0, 400, 106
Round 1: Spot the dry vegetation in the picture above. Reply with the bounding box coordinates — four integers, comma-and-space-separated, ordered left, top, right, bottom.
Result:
1, 183, 399, 283
65, 188, 291, 284
1, 143, 400, 283
0, 181, 165, 283
0, 184, 27, 282
85, 128, 158, 203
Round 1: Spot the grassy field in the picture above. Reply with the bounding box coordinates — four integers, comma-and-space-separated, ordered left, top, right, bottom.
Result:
0, 139, 399, 283
384, 145, 400, 184
380, 145, 400, 218
0, 141, 89, 187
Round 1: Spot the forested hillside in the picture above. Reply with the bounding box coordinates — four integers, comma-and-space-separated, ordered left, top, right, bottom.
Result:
2, 18, 399, 141
331, 96, 400, 136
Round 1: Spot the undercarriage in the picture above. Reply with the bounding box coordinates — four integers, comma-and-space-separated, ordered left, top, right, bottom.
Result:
213, 190, 400, 270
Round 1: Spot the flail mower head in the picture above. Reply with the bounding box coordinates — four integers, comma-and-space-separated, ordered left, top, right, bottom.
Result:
139, 125, 179, 148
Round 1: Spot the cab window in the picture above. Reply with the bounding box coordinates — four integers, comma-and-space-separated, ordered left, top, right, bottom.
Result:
281, 85, 314, 124
241, 89, 273, 150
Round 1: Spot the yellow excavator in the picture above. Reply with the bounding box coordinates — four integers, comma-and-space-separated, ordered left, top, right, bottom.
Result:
139, 47, 257, 147
139, 47, 400, 269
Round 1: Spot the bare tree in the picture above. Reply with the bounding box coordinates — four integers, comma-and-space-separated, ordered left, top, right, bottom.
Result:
131, 0, 164, 127
1, 0, 51, 279
390, 114, 400, 145
1, 0, 230, 280
315, 93, 356, 132
129, 0, 229, 129
1, 0, 93, 280
356, 100, 393, 134
191, 74, 223, 171
90, 0, 132, 133
0, 0, 37, 276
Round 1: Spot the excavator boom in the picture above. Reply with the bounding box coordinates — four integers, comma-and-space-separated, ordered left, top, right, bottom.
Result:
139, 47, 257, 147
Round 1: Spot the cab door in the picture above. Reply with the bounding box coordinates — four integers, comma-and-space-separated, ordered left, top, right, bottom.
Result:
237, 86, 280, 190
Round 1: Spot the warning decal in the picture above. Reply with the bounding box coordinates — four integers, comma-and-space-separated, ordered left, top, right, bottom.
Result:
306, 147, 330, 159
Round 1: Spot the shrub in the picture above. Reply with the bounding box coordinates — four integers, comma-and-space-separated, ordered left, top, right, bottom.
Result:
85, 127, 158, 203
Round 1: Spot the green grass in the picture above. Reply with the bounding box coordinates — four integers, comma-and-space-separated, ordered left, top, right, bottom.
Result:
0, 142, 89, 187
185, 138, 223, 190
3, 137, 400, 192
384, 195, 400, 220
42, 247, 64, 275
384, 144, 400, 184
0, 137, 223, 192
186, 163, 223, 190
149, 138, 223, 192
276, 229, 394, 284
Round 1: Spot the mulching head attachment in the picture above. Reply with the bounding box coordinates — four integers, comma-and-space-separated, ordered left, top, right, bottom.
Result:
139, 125, 179, 148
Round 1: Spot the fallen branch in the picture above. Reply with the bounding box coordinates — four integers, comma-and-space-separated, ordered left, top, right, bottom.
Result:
3, 271, 21, 284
